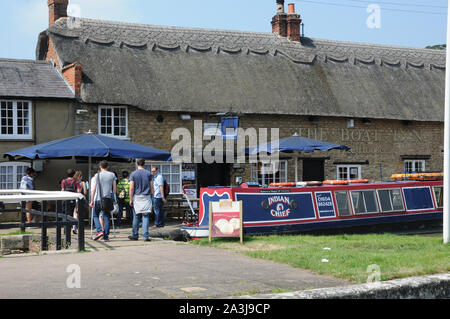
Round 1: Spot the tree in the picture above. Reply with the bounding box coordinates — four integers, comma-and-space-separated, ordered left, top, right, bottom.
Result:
425, 44, 446, 50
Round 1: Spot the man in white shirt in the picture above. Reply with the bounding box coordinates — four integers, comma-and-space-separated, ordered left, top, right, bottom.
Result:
151, 166, 167, 228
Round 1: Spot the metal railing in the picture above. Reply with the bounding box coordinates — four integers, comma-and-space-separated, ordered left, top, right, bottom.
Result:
0, 190, 86, 252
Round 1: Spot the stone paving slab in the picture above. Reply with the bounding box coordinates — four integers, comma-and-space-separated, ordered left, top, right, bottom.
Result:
0, 237, 349, 299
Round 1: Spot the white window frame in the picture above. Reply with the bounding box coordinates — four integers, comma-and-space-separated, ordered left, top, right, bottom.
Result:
144, 162, 183, 195
98, 106, 128, 139
204, 123, 222, 137
334, 190, 352, 217
251, 160, 288, 186
0, 162, 31, 190
337, 165, 361, 180
433, 186, 443, 208
404, 160, 425, 173
376, 188, 405, 213
0, 100, 33, 140
350, 190, 379, 215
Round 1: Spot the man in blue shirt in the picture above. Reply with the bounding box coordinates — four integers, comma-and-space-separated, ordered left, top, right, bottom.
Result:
151, 166, 167, 228
129, 159, 153, 241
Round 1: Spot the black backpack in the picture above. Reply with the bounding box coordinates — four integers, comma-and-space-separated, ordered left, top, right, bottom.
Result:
164, 180, 170, 198
64, 179, 77, 193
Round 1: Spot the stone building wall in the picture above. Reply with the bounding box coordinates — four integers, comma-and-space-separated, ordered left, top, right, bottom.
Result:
75, 104, 444, 185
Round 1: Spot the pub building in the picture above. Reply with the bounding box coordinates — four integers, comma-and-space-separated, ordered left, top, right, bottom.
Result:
34, 0, 445, 196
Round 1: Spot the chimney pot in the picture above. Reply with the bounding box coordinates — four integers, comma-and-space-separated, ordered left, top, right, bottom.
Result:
288, 3, 295, 14
276, 0, 285, 14
272, 0, 288, 37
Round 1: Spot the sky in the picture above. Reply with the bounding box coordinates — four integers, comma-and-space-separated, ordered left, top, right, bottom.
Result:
0, 0, 448, 60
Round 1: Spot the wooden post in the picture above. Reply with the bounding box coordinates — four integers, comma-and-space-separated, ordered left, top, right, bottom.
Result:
208, 202, 212, 243
239, 201, 243, 245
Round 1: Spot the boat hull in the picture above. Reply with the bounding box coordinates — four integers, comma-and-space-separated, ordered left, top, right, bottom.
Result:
184, 181, 443, 237
182, 212, 442, 237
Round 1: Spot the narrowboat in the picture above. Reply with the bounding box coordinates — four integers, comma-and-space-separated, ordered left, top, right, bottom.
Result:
181, 177, 444, 238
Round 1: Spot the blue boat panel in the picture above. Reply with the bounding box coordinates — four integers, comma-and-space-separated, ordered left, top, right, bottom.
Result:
235, 192, 316, 222
315, 191, 336, 218
403, 187, 434, 211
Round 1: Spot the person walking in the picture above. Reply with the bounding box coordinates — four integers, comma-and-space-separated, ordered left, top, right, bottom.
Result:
61, 169, 82, 234
89, 161, 117, 242
20, 167, 38, 229
116, 171, 132, 228
128, 159, 153, 242
72, 170, 87, 234
151, 166, 167, 228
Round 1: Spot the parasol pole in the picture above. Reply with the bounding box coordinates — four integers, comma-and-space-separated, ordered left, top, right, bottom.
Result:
444, 0, 450, 244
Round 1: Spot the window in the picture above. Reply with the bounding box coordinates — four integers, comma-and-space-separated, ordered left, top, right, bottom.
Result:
0, 100, 32, 139
0, 162, 31, 189
351, 190, 378, 214
404, 160, 425, 173
334, 191, 352, 216
204, 123, 222, 137
98, 106, 128, 138
144, 163, 182, 194
433, 186, 443, 208
337, 165, 361, 180
251, 160, 288, 186
377, 188, 404, 213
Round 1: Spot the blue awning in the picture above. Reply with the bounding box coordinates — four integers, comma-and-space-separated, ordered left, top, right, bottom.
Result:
246, 136, 350, 154
4, 134, 172, 161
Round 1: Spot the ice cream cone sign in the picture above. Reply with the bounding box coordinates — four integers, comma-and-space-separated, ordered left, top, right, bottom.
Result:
209, 199, 243, 244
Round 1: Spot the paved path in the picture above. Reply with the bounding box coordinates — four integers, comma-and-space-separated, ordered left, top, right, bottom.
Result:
0, 224, 349, 299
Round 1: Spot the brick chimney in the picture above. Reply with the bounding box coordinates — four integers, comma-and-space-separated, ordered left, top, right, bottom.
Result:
271, 0, 288, 37
272, 1, 302, 42
287, 4, 302, 42
62, 62, 82, 97
48, 0, 68, 27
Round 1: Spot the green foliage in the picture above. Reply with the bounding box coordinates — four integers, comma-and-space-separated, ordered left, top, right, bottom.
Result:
425, 44, 446, 50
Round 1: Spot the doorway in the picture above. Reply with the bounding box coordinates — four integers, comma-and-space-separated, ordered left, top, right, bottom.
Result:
302, 159, 325, 181
196, 163, 231, 193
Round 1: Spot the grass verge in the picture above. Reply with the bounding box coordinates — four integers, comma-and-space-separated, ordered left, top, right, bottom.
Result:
0, 231, 32, 236
192, 233, 450, 283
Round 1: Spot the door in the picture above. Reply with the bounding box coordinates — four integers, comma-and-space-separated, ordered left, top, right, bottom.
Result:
302, 159, 325, 181
196, 163, 231, 193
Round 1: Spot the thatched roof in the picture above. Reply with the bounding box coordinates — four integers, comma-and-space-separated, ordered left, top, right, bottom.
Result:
0, 58, 74, 99
36, 17, 445, 122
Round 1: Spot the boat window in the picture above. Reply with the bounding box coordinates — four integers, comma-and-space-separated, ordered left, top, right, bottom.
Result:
334, 191, 351, 216
377, 189, 404, 213
433, 186, 443, 208
351, 190, 378, 215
